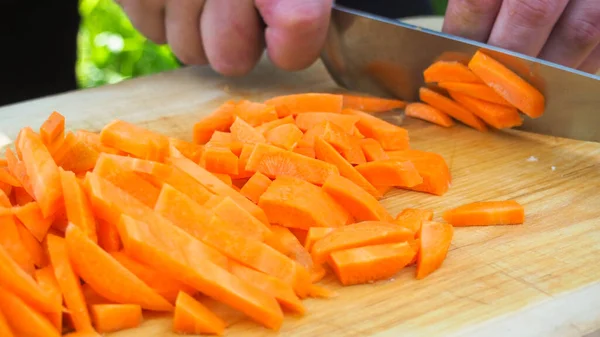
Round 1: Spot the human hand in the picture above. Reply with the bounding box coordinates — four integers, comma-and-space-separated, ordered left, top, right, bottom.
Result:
442, 0, 599, 74
116, 0, 333, 76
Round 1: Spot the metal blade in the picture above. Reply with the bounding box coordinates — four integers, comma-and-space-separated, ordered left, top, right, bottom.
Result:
321, 5, 600, 142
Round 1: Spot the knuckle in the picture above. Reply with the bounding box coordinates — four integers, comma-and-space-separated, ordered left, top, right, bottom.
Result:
508, 0, 560, 28
454, 0, 501, 16
277, 1, 331, 31
562, 10, 600, 49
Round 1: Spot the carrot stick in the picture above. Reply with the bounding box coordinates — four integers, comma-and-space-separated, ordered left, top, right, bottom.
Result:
212, 196, 273, 241
419, 87, 488, 132
90, 304, 143, 333
0, 167, 22, 187
4, 148, 34, 198
258, 175, 351, 230
307, 284, 338, 299
0, 181, 11, 198
54, 132, 100, 174
0, 205, 36, 274
13, 202, 56, 242
168, 137, 204, 162
423, 61, 483, 83
449, 91, 523, 129
201, 147, 240, 175
468, 50, 545, 118
100, 119, 170, 162
205, 133, 244, 156
292, 146, 316, 159
0, 309, 14, 337
40, 111, 65, 150
355, 160, 423, 188
299, 120, 353, 151
416, 221, 454, 279
443, 200, 525, 226
311, 221, 414, 264
341, 136, 368, 165
245, 143, 339, 186
234, 100, 279, 127
342, 94, 406, 112
0, 287, 61, 337
193, 101, 236, 144
264, 93, 343, 116
13, 186, 33, 205
60, 168, 98, 243
266, 225, 314, 273
341, 109, 410, 150
386, 150, 452, 196
323, 174, 392, 222
304, 227, 335, 252
254, 115, 295, 135
230, 116, 267, 144
408, 238, 420, 265
437, 82, 514, 106
173, 291, 227, 336
74, 130, 123, 155
231, 144, 256, 179
16, 221, 48, 268
240, 172, 272, 204
309, 263, 328, 283
265, 123, 303, 150
360, 138, 390, 161
394, 208, 434, 237
96, 219, 122, 252
404, 102, 455, 127
328, 242, 415, 286
294, 112, 360, 134
34, 266, 63, 331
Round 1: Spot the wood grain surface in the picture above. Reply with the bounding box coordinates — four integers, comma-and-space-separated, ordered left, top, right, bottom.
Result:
1, 56, 599, 337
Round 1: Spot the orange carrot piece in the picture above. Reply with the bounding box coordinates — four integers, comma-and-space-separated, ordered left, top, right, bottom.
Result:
419, 87, 488, 132
299, 120, 352, 151
201, 147, 239, 175
245, 143, 339, 185
0, 167, 21, 187
82, 284, 114, 306
65, 224, 174, 311
13, 186, 33, 205
0, 159, 6, 167
342, 94, 406, 112
13, 202, 56, 242
416, 221, 454, 279
265, 123, 303, 150
46, 234, 93, 331
0, 287, 61, 337
74, 130, 122, 155
230, 262, 305, 315
305, 227, 336, 252
449, 91, 523, 129
355, 160, 422, 188
173, 291, 226, 336
100, 119, 169, 162
407, 238, 420, 265
468, 50, 545, 118
266, 225, 314, 273
240, 172, 272, 204
404, 102, 455, 127
60, 169, 98, 242
437, 82, 513, 106
289, 228, 308, 246
34, 266, 63, 331
264, 93, 343, 116
16, 221, 47, 268
54, 132, 100, 173
0, 308, 14, 337
5, 148, 34, 198
423, 61, 483, 83
16, 127, 62, 217
230, 116, 267, 144
394, 208, 434, 236
40, 111, 65, 146
212, 196, 273, 240
117, 215, 284, 330
323, 174, 392, 222
0, 182, 11, 199
292, 146, 316, 159
307, 284, 338, 299
231, 143, 255, 180
360, 138, 390, 161
90, 304, 142, 333
0, 197, 36, 274
341, 109, 410, 150
309, 263, 328, 283
329, 242, 415, 286
386, 150, 451, 196
443, 200, 525, 226
341, 136, 368, 165
294, 112, 360, 134
96, 219, 122, 252
254, 115, 295, 135
258, 175, 351, 230
234, 100, 279, 127
169, 137, 205, 162
194, 101, 236, 144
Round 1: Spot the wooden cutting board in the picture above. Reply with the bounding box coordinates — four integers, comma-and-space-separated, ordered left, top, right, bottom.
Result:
1, 56, 599, 337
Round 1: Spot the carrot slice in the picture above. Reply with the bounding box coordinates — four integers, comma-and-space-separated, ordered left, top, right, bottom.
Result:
0, 287, 61, 337
419, 87, 488, 132
355, 160, 423, 188
360, 138, 390, 161
60, 168, 98, 243
341, 109, 410, 150
54, 132, 100, 173
449, 91, 523, 129
305, 227, 336, 252
212, 196, 273, 240
201, 147, 239, 175
266, 225, 314, 273
240, 172, 272, 204
74, 130, 122, 155
234, 100, 279, 127
258, 175, 351, 230
16, 127, 62, 217
40, 111, 65, 144
416, 221, 454, 279
299, 120, 352, 151
0, 207, 35, 274
46, 234, 93, 331
404, 102, 455, 127
230, 116, 267, 144
13, 202, 56, 242
96, 219, 122, 252
173, 291, 226, 336
423, 61, 483, 83
468, 50, 545, 118
34, 266, 63, 331
328, 242, 415, 286
394, 208, 434, 236
16, 221, 47, 268
90, 304, 142, 333
245, 143, 339, 186
193, 101, 236, 144
264, 93, 343, 116
437, 82, 513, 106
292, 146, 316, 159
386, 150, 451, 196
323, 174, 392, 222
341, 136, 368, 165
265, 123, 303, 150
342, 94, 406, 112
443, 200, 525, 226
0, 308, 14, 337
254, 115, 295, 135
65, 224, 174, 311
100, 119, 169, 162
294, 112, 360, 134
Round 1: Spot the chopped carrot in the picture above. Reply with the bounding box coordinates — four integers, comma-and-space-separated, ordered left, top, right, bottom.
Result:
230, 117, 267, 144
309, 263, 328, 283
342, 94, 406, 112
292, 146, 316, 159
231, 143, 255, 179
40, 111, 65, 150
240, 172, 272, 204
245, 143, 339, 186
394, 208, 434, 236
82, 283, 113, 305
304, 227, 335, 252
13, 186, 34, 205
0, 207, 35, 274
416, 221, 454, 279
449, 91, 523, 129
0, 181, 11, 198
341, 109, 410, 150
295, 112, 360, 134
323, 174, 392, 222
74, 130, 122, 155
299, 121, 352, 151
5, 148, 34, 198
13, 202, 56, 242
173, 291, 226, 336
266, 225, 314, 273
0, 167, 22, 187
307, 284, 338, 299
212, 196, 273, 241
234, 100, 278, 127
90, 304, 143, 333
311, 221, 414, 264
443, 200, 525, 226
53, 132, 100, 174
355, 160, 423, 188
0, 287, 61, 337
100, 119, 169, 162
360, 138, 390, 161
201, 147, 239, 175
468, 50, 545, 118
423, 61, 483, 83
258, 176, 351, 230
96, 219, 122, 252
34, 266, 63, 331
419, 87, 488, 132
16, 221, 48, 268
60, 168, 98, 243
168, 137, 205, 162
288, 228, 308, 246
264, 93, 343, 116
341, 136, 368, 165
408, 238, 420, 265
0, 309, 14, 337
404, 102, 454, 127
193, 101, 236, 144
437, 82, 514, 106
209, 131, 235, 143
254, 115, 295, 135
265, 123, 303, 150
386, 150, 451, 196
328, 242, 415, 286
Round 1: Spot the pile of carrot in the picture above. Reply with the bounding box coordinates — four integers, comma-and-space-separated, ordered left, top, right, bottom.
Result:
0, 48, 529, 336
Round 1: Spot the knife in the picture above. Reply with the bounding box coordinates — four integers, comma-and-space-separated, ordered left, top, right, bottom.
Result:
320, 4, 600, 143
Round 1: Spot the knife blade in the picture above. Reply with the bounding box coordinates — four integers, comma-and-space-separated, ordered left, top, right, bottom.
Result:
320, 4, 600, 142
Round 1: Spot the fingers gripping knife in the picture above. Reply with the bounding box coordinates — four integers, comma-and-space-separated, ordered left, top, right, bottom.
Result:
320, 5, 600, 142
